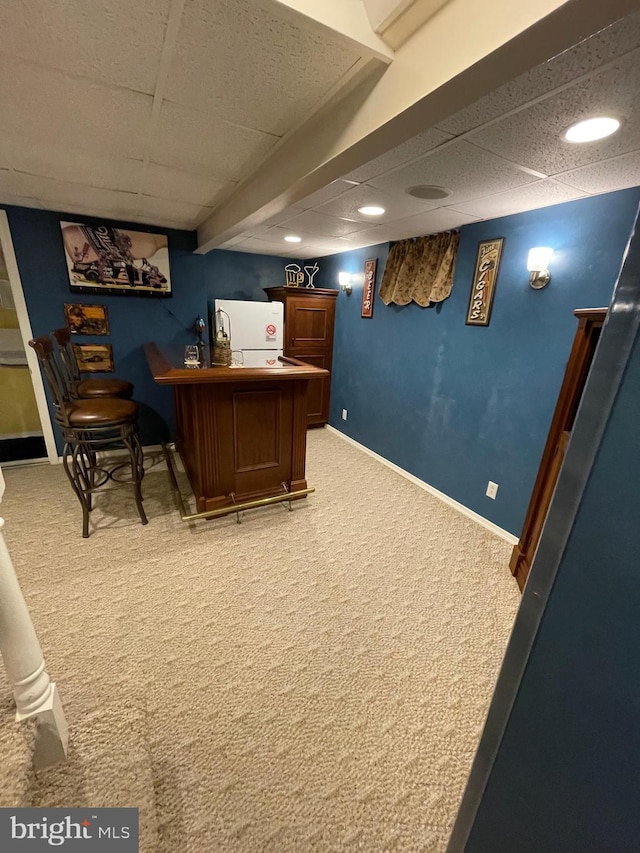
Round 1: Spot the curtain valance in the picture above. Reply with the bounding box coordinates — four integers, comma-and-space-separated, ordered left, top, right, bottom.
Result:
379, 231, 460, 307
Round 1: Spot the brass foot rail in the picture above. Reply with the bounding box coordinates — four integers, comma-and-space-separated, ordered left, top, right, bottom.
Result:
162, 443, 314, 523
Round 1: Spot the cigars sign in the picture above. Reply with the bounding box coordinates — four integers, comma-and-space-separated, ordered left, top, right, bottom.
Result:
361, 258, 378, 318
465, 238, 504, 327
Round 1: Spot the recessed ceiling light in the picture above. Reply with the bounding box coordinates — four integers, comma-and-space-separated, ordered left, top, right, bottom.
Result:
563, 116, 620, 143
358, 205, 385, 216
284, 235, 301, 243
407, 185, 451, 200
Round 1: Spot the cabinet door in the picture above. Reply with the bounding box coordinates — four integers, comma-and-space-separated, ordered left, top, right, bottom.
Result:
286, 296, 335, 365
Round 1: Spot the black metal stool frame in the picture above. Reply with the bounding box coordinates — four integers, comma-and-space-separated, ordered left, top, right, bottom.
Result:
29, 336, 147, 538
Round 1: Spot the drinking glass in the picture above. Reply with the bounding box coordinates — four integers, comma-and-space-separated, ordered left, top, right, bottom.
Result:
231, 350, 244, 367
184, 345, 200, 368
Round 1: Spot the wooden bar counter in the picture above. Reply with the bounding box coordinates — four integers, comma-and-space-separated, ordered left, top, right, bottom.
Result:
145, 343, 328, 516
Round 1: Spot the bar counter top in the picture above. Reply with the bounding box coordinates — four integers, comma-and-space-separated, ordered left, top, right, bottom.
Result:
145, 342, 328, 385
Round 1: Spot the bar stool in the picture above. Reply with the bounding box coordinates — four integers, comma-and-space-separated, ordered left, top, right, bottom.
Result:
29, 336, 147, 538
51, 328, 133, 400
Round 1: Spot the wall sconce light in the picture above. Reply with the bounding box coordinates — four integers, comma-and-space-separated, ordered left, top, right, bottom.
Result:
338, 271, 352, 295
527, 247, 554, 289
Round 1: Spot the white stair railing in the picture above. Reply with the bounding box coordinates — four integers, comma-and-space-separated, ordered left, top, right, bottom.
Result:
0, 466, 68, 768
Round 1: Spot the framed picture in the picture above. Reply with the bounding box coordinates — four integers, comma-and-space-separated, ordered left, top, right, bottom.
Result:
73, 344, 115, 373
60, 222, 172, 298
64, 303, 110, 336
466, 238, 504, 326
361, 258, 378, 318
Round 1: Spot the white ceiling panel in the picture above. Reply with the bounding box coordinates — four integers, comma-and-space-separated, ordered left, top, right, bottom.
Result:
342, 127, 454, 183
0, 169, 23, 196
291, 180, 359, 211
347, 207, 479, 243
316, 183, 437, 222
6, 173, 142, 219
555, 149, 640, 195
144, 163, 235, 208
231, 235, 309, 254
0, 58, 153, 160
451, 179, 586, 219
255, 209, 300, 228
140, 195, 213, 229
0, 0, 171, 95
164, 0, 362, 137
151, 101, 279, 181
468, 53, 640, 177
436, 14, 640, 136
0, 193, 43, 211
272, 211, 365, 237
9, 144, 144, 195
366, 140, 539, 205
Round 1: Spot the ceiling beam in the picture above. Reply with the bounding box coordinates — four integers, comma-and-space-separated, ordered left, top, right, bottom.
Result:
197, 0, 639, 253
271, 0, 395, 62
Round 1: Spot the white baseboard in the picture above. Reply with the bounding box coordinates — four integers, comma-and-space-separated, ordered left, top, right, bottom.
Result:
0, 431, 44, 440
325, 425, 519, 545
0, 457, 49, 469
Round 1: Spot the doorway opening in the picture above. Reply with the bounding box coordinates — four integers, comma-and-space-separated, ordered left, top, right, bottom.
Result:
0, 211, 57, 466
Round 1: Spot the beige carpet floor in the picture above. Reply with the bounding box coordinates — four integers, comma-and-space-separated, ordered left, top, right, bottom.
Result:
0, 428, 520, 851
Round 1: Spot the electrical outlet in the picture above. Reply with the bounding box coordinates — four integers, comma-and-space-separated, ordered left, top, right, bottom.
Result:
341, 408, 348, 421
486, 481, 499, 499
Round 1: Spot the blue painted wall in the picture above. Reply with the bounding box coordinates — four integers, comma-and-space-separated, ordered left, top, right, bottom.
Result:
313, 188, 640, 535
2, 205, 289, 447
465, 322, 640, 852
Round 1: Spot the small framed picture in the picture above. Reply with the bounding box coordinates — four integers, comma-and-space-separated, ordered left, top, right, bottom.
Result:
73, 343, 115, 373
466, 238, 504, 326
64, 303, 110, 336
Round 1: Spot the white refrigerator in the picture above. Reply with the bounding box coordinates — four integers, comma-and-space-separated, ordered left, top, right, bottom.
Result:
212, 299, 284, 367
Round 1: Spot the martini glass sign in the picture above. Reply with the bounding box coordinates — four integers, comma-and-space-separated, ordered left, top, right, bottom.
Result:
284, 262, 319, 287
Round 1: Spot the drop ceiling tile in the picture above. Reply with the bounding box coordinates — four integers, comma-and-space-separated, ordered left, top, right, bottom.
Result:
550, 150, 640, 195
229, 237, 310, 258
0, 169, 23, 195
140, 196, 212, 229
291, 180, 359, 211
7, 173, 142, 218
280, 247, 317, 260
144, 163, 235, 208
451, 179, 587, 219
0, 0, 170, 94
316, 184, 437, 222
164, 0, 362, 136
334, 233, 381, 246
151, 101, 278, 181
0, 58, 153, 160
280, 234, 358, 252
271, 211, 364, 237
257, 209, 299, 228
436, 13, 640, 136
342, 127, 454, 183
0, 193, 43, 211
217, 234, 250, 248
468, 52, 640, 176
12, 145, 143, 194
347, 207, 479, 243
365, 140, 538, 206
